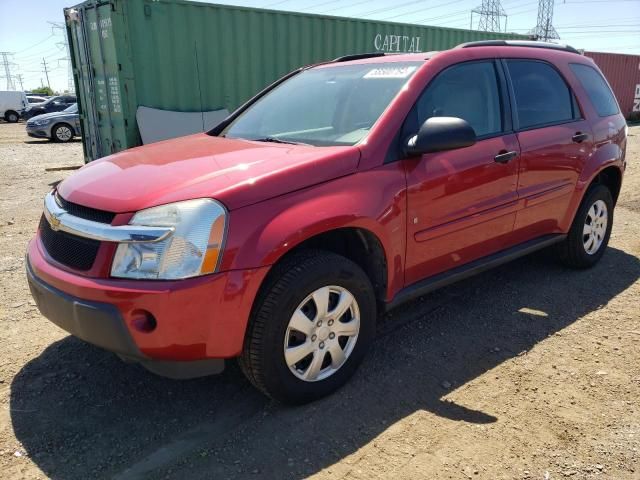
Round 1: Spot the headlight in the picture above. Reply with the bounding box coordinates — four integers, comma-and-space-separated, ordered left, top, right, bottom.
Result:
111, 199, 227, 279
32, 118, 51, 126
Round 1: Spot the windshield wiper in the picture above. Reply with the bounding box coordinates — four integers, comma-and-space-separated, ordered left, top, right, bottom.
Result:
251, 137, 312, 146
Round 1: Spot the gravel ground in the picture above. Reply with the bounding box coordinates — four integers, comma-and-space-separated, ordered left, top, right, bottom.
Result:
0, 122, 639, 480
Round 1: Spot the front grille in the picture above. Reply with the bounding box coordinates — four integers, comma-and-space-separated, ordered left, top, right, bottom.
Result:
39, 216, 101, 271
55, 192, 116, 224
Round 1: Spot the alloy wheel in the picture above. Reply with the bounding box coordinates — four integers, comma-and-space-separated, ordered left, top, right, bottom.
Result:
55, 126, 73, 142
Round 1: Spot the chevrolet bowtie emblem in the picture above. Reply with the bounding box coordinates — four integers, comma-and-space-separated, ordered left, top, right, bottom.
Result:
49, 213, 62, 231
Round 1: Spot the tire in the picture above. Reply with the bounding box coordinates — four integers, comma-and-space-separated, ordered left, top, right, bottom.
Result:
556, 184, 614, 268
239, 250, 377, 404
4, 111, 19, 123
52, 123, 74, 143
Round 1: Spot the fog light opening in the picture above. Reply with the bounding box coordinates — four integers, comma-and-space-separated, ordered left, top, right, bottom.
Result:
131, 310, 157, 333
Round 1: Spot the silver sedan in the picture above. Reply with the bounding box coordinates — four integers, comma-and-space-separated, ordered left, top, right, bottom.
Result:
26, 104, 81, 143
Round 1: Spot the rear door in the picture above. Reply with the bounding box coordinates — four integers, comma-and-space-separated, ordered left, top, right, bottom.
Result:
402, 60, 521, 285
504, 59, 593, 240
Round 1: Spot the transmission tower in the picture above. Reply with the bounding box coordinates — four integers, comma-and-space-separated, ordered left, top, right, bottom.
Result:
50, 22, 75, 93
42, 58, 51, 89
15, 74, 24, 91
0, 52, 17, 90
471, 0, 507, 33
530, 0, 559, 41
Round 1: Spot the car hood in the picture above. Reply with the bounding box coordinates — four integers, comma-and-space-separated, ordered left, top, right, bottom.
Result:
57, 133, 361, 212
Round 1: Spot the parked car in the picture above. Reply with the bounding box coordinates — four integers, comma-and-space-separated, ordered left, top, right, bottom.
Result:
0, 90, 28, 122
26, 104, 80, 142
26, 41, 626, 404
26, 95, 48, 104
22, 95, 76, 120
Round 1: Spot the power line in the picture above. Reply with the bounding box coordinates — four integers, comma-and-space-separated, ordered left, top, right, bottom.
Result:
381, 0, 468, 22
15, 34, 55, 54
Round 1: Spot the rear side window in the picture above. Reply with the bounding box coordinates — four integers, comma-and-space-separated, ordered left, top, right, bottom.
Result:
415, 61, 503, 137
506, 60, 575, 129
570, 63, 619, 117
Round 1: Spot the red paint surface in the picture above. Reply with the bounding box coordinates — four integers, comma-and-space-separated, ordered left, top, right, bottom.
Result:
29, 45, 627, 361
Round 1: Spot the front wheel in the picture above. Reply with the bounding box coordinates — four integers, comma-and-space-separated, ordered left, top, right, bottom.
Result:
239, 250, 377, 404
556, 184, 614, 268
4, 111, 19, 123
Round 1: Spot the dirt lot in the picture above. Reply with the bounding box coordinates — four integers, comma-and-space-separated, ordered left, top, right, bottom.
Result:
0, 121, 638, 480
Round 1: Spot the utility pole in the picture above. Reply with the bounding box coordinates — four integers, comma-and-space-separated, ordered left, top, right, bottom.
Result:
42, 58, 51, 89
0, 52, 16, 90
530, 0, 559, 41
471, 0, 507, 33
15, 74, 24, 91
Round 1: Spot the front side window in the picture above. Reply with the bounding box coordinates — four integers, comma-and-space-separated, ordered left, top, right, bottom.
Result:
506, 60, 575, 129
414, 61, 503, 138
221, 61, 423, 146
570, 63, 619, 117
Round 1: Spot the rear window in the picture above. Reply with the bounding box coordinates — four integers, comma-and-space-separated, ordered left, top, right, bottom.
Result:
506, 60, 576, 129
570, 63, 619, 117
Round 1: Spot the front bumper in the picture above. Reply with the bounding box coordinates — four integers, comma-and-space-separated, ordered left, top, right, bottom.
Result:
26, 238, 270, 373
26, 125, 50, 138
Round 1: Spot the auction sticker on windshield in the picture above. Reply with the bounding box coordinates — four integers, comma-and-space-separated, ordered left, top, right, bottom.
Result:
363, 65, 417, 79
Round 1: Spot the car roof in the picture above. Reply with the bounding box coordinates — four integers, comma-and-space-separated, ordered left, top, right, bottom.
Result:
318, 40, 583, 68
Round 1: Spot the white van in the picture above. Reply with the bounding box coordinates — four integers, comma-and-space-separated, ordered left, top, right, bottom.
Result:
0, 91, 28, 123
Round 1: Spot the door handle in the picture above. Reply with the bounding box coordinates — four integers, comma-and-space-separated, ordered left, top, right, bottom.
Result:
572, 132, 588, 143
494, 150, 518, 164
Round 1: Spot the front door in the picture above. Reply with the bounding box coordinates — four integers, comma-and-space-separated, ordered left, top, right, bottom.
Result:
402, 60, 520, 285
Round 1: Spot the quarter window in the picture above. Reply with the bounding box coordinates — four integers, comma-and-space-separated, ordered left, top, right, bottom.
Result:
506, 60, 575, 129
414, 61, 503, 138
570, 63, 619, 117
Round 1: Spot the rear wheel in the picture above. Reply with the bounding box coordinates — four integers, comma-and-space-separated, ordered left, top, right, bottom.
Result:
239, 250, 376, 404
52, 123, 74, 142
4, 111, 19, 123
556, 184, 613, 268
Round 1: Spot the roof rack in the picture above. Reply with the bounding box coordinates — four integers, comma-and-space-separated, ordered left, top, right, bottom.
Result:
458, 40, 580, 55
333, 52, 386, 62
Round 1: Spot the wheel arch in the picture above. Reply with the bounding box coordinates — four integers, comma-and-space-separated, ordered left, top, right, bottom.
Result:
590, 165, 622, 205
260, 227, 389, 307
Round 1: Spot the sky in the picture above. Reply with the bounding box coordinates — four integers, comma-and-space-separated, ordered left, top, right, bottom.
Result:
0, 0, 638, 93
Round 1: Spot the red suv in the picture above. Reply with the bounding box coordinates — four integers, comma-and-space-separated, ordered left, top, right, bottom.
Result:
27, 41, 626, 403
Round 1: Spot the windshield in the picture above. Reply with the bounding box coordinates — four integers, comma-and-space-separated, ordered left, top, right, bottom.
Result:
222, 61, 423, 146
64, 103, 78, 113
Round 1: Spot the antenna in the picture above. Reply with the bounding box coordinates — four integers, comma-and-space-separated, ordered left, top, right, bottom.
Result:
530, 0, 560, 41
471, 0, 507, 33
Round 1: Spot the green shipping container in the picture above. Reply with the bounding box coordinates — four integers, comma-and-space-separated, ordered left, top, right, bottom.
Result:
65, 0, 529, 161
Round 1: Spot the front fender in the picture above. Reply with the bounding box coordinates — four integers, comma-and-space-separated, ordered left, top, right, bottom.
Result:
220, 163, 408, 300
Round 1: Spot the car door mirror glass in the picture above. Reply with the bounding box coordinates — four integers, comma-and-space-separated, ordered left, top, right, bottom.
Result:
405, 117, 476, 156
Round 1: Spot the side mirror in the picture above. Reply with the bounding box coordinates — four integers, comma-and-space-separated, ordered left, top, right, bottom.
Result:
405, 117, 476, 156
